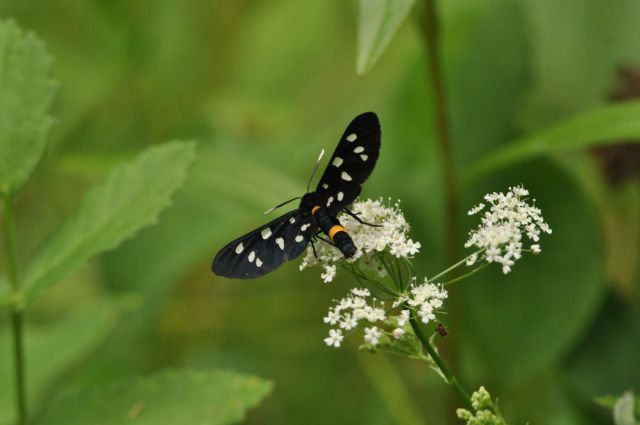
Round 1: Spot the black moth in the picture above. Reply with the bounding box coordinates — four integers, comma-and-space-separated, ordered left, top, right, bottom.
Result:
212, 112, 381, 279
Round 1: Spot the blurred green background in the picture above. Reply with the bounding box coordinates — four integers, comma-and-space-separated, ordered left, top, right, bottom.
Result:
1, 0, 639, 423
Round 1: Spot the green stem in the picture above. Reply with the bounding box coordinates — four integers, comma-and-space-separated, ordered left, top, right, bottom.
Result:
3, 193, 27, 425
429, 250, 483, 282
442, 263, 489, 286
409, 315, 472, 409
422, 0, 458, 264
344, 265, 398, 297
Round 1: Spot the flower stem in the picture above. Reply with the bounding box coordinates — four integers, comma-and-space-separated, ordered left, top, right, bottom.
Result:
409, 316, 472, 409
429, 250, 482, 282
3, 193, 27, 425
442, 263, 489, 286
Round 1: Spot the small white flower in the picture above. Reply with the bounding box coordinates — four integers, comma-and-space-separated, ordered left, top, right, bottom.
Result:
466, 253, 478, 266
468, 203, 485, 215
323, 310, 340, 325
320, 265, 336, 283
512, 185, 529, 196
392, 328, 405, 339
367, 307, 386, 323
351, 287, 370, 297
397, 309, 410, 326
531, 244, 541, 254
339, 314, 358, 331
364, 326, 382, 346
324, 329, 344, 348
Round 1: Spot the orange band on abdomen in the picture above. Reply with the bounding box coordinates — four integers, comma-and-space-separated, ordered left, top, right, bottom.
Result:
311, 205, 321, 215
328, 225, 346, 241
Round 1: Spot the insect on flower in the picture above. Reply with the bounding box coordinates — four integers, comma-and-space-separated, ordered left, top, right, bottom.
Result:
212, 112, 381, 279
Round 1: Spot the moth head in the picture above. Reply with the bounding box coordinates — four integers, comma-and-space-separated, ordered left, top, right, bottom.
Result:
300, 192, 322, 210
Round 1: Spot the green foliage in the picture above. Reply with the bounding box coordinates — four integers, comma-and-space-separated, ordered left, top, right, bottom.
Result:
0, 18, 56, 195
37, 369, 273, 425
20, 141, 196, 306
0, 298, 119, 424
464, 100, 640, 183
357, 0, 415, 75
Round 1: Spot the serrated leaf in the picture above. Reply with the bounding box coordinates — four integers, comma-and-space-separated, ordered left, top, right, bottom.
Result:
37, 369, 273, 425
21, 141, 196, 306
0, 298, 119, 425
357, 0, 415, 75
464, 100, 640, 184
0, 19, 57, 195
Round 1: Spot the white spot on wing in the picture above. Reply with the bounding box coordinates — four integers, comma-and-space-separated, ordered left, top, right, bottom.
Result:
337, 192, 344, 201
346, 133, 357, 142
326, 196, 333, 207
301, 223, 310, 231
289, 217, 296, 224
276, 237, 285, 250
341, 171, 352, 181
248, 251, 256, 263
261, 228, 272, 239
354, 146, 365, 153
295, 235, 304, 243
256, 258, 263, 267
322, 183, 329, 189
235, 243, 244, 254
360, 154, 368, 161
332, 157, 343, 167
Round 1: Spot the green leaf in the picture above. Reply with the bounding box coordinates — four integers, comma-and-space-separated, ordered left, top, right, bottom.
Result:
357, 0, 415, 75
21, 141, 196, 306
37, 369, 273, 425
614, 391, 637, 425
0, 298, 119, 425
464, 100, 640, 184
567, 297, 640, 414
0, 19, 57, 195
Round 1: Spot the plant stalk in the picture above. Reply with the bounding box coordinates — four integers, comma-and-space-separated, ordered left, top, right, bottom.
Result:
422, 0, 458, 264
420, 1, 462, 420
409, 316, 472, 409
3, 193, 27, 425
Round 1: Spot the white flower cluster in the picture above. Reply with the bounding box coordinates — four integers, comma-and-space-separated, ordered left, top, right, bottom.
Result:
465, 185, 551, 274
301, 198, 421, 282
323, 280, 448, 348
323, 287, 395, 348
393, 278, 448, 324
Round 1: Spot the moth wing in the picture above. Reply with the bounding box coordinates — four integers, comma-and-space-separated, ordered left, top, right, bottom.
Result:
316, 112, 381, 215
212, 210, 317, 279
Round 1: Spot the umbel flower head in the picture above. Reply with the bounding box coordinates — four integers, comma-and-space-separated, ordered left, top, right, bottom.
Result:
323, 279, 448, 349
465, 185, 552, 274
300, 198, 421, 282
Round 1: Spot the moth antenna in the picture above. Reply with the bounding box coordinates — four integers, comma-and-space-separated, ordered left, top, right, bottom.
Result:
306, 149, 325, 192
264, 196, 302, 215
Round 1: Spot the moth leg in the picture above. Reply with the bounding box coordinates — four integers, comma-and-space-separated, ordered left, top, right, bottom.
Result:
310, 238, 319, 260
315, 233, 335, 246
342, 208, 383, 227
